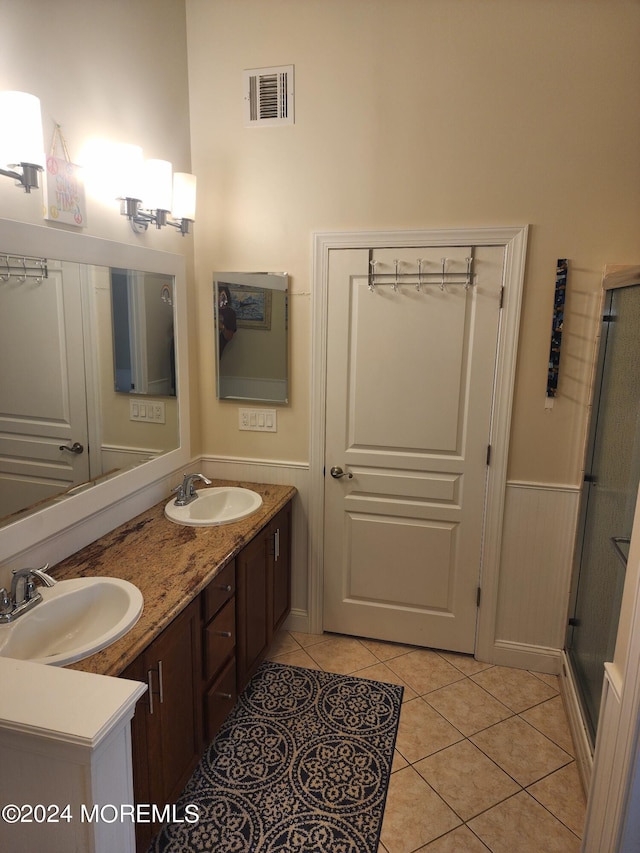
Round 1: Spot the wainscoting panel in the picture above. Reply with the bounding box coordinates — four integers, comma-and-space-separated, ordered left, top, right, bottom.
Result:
493, 481, 580, 668
201, 457, 310, 633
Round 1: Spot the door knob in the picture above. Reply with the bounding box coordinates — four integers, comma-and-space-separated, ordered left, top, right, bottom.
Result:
59, 442, 84, 454
330, 466, 353, 479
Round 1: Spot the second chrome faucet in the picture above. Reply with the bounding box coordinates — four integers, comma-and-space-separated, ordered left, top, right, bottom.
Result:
171, 472, 212, 507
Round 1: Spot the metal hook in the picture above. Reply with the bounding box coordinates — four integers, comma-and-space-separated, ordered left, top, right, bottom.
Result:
392, 259, 399, 291
17, 257, 27, 283
465, 257, 473, 290
1, 256, 10, 282
417, 259, 424, 291
441, 257, 448, 291
368, 259, 377, 292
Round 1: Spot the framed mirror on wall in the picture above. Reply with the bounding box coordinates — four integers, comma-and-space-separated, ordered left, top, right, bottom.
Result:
213, 272, 289, 404
0, 218, 190, 555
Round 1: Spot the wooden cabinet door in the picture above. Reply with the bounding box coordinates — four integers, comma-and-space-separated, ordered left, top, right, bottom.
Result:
268, 503, 291, 635
236, 532, 269, 691
124, 598, 202, 850
144, 598, 202, 807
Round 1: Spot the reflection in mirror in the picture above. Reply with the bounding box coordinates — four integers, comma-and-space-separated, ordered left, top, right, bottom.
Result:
0, 254, 179, 527
111, 269, 176, 396
214, 272, 288, 404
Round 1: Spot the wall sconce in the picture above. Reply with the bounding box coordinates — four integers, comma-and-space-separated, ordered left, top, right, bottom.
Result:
118, 147, 196, 236
0, 91, 45, 193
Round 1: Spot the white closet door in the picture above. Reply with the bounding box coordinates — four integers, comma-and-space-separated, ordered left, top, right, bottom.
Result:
323, 245, 504, 653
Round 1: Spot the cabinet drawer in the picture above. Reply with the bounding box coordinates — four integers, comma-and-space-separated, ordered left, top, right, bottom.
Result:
203, 560, 236, 622
204, 656, 237, 741
203, 597, 235, 680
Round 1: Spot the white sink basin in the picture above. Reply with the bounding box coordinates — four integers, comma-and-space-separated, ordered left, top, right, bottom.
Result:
165, 486, 263, 527
0, 577, 143, 667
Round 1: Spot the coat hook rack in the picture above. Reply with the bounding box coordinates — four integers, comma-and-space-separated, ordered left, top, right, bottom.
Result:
366, 255, 475, 292
0, 253, 49, 283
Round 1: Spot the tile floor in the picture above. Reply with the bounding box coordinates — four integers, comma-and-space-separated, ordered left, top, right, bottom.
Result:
266, 630, 586, 853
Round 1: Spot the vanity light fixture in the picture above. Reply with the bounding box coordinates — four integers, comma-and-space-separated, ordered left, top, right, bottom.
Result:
118, 148, 197, 236
0, 91, 45, 193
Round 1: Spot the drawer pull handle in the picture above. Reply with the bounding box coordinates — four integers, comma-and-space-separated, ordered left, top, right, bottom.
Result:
146, 662, 164, 714
216, 692, 233, 700
147, 669, 155, 715
217, 630, 232, 638
218, 584, 232, 592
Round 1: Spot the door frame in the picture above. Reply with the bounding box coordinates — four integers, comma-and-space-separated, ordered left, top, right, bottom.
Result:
308, 226, 529, 662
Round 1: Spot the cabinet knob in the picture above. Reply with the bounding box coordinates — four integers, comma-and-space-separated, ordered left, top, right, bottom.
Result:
215, 692, 233, 700
217, 630, 232, 638
218, 584, 232, 592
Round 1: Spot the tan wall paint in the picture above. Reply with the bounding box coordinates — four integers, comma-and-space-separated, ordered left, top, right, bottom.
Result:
186, 0, 640, 483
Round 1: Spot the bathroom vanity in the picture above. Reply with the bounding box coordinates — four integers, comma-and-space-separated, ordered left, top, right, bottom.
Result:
51, 479, 294, 849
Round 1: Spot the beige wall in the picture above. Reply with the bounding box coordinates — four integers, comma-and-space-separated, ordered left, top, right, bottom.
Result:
186, 0, 640, 484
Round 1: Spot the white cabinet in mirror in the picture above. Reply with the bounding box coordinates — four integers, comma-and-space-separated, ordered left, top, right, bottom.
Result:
0, 219, 191, 560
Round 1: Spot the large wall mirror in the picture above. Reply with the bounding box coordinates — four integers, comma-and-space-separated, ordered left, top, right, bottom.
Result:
0, 219, 190, 553
213, 271, 288, 404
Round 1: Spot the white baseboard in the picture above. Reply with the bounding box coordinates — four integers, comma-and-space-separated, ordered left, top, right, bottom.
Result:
484, 639, 563, 675
283, 608, 310, 634
559, 650, 593, 797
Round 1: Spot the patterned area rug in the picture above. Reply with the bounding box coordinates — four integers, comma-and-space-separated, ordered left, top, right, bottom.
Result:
149, 660, 403, 852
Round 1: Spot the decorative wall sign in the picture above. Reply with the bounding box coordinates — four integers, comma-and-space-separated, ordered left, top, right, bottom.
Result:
43, 124, 87, 227
547, 258, 568, 397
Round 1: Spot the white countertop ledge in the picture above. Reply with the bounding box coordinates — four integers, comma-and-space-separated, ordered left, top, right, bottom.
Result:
0, 657, 146, 749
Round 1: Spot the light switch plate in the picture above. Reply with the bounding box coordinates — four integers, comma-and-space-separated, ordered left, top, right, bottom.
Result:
238, 407, 277, 432
130, 399, 166, 424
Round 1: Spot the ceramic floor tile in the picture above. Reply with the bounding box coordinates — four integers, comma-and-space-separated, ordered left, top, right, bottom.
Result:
521, 695, 576, 755
386, 649, 465, 696
468, 790, 581, 852
419, 825, 492, 852
532, 670, 561, 690
305, 635, 380, 674
437, 652, 494, 677
470, 716, 573, 787
351, 661, 418, 701
395, 697, 463, 764
288, 630, 327, 648
391, 749, 409, 773
415, 739, 520, 821
424, 676, 512, 736
528, 762, 586, 837
359, 637, 418, 661
471, 664, 558, 713
267, 630, 301, 657
267, 648, 322, 670
380, 766, 461, 853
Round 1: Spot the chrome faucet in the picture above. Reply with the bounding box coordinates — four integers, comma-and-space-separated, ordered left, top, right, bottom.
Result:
0, 564, 57, 623
171, 472, 212, 507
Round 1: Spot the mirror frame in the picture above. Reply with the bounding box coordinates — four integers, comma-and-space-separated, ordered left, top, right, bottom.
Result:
0, 218, 191, 562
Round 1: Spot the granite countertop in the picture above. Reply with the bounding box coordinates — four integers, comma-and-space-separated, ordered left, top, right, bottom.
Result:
52, 480, 296, 678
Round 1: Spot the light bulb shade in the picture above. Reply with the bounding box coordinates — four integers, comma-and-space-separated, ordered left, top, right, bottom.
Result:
172, 172, 196, 221
0, 91, 45, 169
143, 158, 173, 211
114, 143, 144, 201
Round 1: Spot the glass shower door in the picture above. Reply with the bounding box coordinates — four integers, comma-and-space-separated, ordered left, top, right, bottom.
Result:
566, 283, 640, 745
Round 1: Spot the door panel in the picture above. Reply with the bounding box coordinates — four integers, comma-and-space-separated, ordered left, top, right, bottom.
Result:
323, 246, 504, 653
0, 261, 89, 518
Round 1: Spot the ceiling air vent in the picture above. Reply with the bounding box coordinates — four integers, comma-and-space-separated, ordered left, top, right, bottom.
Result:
243, 65, 294, 127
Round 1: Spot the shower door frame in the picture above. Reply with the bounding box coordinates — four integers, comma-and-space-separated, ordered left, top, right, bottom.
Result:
565, 275, 640, 749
